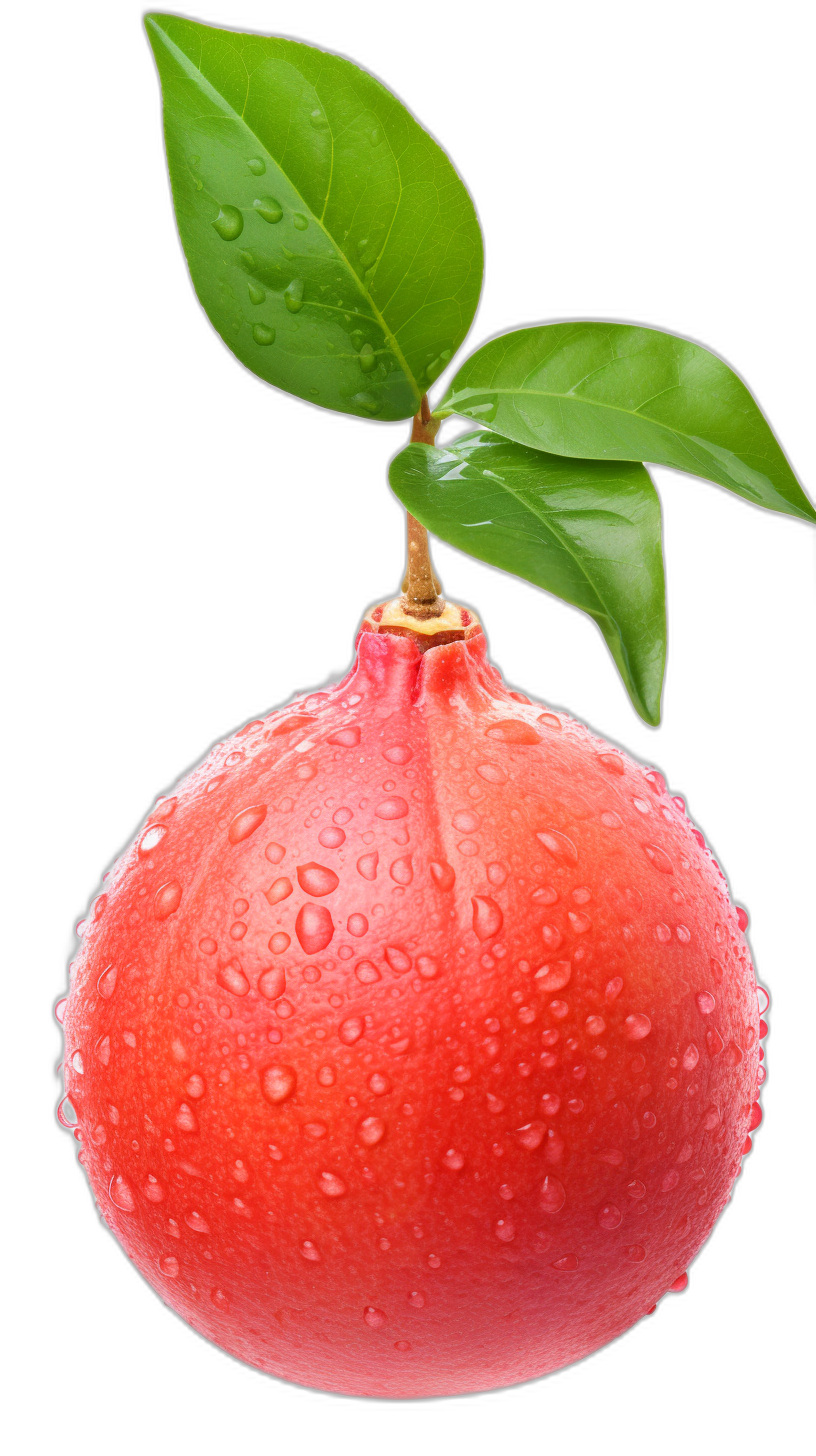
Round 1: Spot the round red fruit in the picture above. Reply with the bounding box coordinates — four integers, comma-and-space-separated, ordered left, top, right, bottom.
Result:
61, 625, 761, 1396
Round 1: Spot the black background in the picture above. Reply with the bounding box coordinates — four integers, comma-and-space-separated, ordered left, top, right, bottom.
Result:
46, 2, 810, 1432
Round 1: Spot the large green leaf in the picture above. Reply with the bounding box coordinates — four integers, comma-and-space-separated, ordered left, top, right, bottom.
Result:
146, 14, 483, 420
390, 430, 666, 723
442, 324, 815, 521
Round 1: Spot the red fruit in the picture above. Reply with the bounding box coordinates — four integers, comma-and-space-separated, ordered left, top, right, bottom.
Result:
61, 618, 761, 1397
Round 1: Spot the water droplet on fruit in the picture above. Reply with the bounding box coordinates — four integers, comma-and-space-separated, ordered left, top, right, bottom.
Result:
706, 1028, 724, 1057
375, 796, 409, 820
297, 862, 339, 896
110, 1175, 135, 1212
319, 1171, 347, 1198
355, 960, 381, 984
642, 843, 673, 873
259, 966, 286, 1001
535, 961, 571, 992
597, 1203, 622, 1229
296, 903, 334, 953
624, 1014, 652, 1040
159, 1254, 179, 1277
228, 805, 267, 843
261, 1065, 296, 1104
357, 852, 379, 881
217, 960, 249, 996
536, 829, 578, 864
696, 992, 716, 1015
540, 1176, 566, 1212
430, 861, 456, 890
551, 1253, 578, 1271
358, 1116, 386, 1146
154, 881, 182, 919
487, 719, 541, 745
96, 964, 118, 999
387, 856, 411, 886
384, 745, 412, 764
515, 1121, 545, 1150
472, 896, 503, 941
339, 1016, 364, 1046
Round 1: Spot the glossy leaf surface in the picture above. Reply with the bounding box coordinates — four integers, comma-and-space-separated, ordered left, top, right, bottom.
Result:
146, 14, 483, 420
390, 430, 666, 722
443, 324, 814, 520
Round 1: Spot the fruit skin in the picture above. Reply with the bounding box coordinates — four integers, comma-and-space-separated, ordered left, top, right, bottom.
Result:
61, 626, 761, 1397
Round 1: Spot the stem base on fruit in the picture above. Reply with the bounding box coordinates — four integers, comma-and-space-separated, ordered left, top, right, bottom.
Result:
361, 597, 481, 652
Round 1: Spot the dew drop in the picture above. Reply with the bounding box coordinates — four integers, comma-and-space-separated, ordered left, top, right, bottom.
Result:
540, 1175, 566, 1212
254, 196, 282, 223
296, 903, 334, 953
297, 862, 339, 896
537, 829, 578, 864
358, 1116, 385, 1146
261, 1065, 297, 1104
319, 1171, 347, 1198
217, 960, 249, 997
339, 1016, 364, 1046
259, 966, 286, 1001
228, 805, 267, 844
472, 896, 503, 941
357, 852, 379, 881
284, 279, 304, 312
625, 1013, 652, 1041
252, 323, 276, 345
154, 881, 182, 919
212, 205, 243, 240
97, 965, 118, 999
430, 861, 456, 891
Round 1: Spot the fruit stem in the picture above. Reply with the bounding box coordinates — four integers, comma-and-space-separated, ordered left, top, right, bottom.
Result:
403, 397, 444, 620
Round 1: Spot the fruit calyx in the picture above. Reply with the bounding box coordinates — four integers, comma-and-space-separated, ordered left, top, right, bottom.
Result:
361, 596, 481, 652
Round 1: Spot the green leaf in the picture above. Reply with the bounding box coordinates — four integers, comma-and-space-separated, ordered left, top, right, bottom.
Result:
442, 324, 815, 521
389, 430, 666, 723
145, 14, 483, 420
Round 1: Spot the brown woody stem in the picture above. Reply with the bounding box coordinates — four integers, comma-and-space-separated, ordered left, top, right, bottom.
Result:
402, 396, 443, 619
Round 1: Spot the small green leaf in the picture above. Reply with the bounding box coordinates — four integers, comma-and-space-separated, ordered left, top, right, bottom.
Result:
146, 14, 483, 420
443, 324, 815, 521
389, 431, 666, 723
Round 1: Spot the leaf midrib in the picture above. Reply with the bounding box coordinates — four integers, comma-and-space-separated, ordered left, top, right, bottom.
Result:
152, 19, 422, 408
447, 383, 775, 484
